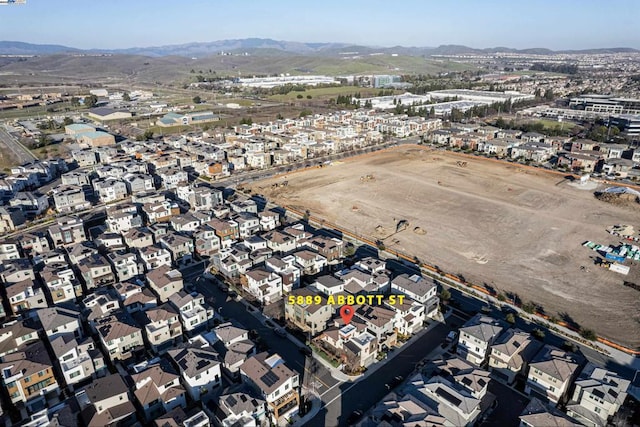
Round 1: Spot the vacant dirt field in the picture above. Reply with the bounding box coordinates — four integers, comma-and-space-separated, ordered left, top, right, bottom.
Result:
250, 146, 640, 348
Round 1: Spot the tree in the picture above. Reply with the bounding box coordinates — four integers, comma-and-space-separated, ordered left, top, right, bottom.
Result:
239, 117, 253, 125
302, 210, 310, 222
505, 313, 516, 324
192, 96, 201, 104
299, 109, 312, 118
122, 92, 131, 102
531, 328, 545, 341
521, 302, 535, 314
296, 94, 303, 99
84, 94, 98, 108
343, 245, 356, 258
543, 88, 554, 101
579, 328, 597, 341
439, 288, 451, 302
70, 97, 80, 107
276, 113, 284, 120
306, 95, 312, 99
63, 117, 73, 126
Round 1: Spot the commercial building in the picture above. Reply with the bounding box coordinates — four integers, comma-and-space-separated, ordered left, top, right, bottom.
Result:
609, 114, 640, 138
569, 95, 640, 115
428, 89, 535, 104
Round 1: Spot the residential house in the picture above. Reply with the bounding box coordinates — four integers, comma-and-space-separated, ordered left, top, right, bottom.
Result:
93, 178, 128, 203
38, 306, 82, 341
355, 304, 397, 351
489, 329, 544, 385
144, 303, 183, 354
0, 241, 20, 262
263, 230, 297, 254
159, 232, 194, 265
284, 288, 333, 335
107, 251, 142, 282
168, 342, 222, 401
124, 227, 154, 249
194, 224, 221, 258
50, 333, 105, 390
243, 268, 283, 304
0, 319, 40, 358
387, 298, 427, 336
519, 398, 580, 427
405, 374, 484, 427
5, 279, 47, 314
566, 363, 630, 427
39, 263, 80, 305
52, 185, 90, 213
148, 266, 184, 302
132, 361, 187, 422
170, 213, 202, 233
77, 254, 115, 289
169, 291, 214, 335
208, 219, 239, 249
300, 235, 344, 262
143, 200, 178, 224
48, 217, 86, 248
209, 325, 256, 380
9, 191, 49, 218
17, 232, 50, 257
1, 258, 35, 284
0, 206, 25, 233
309, 274, 344, 296
292, 250, 327, 275
105, 203, 143, 234
456, 314, 505, 366
265, 255, 301, 291
95, 310, 144, 362
139, 245, 173, 270
258, 210, 281, 231
390, 273, 439, 318
0, 341, 59, 414
79, 374, 137, 427
122, 172, 155, 194
525, 345, 581, 404
210, 390, 266, 427
240, 353, 300, 423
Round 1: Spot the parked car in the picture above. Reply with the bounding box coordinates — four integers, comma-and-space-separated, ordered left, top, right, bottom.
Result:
385, 375, 404, 389
274, 328, 287, 337
298, 346, 312, 356
347, 410, 364, 425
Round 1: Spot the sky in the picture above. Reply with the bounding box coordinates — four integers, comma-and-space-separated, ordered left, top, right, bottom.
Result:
0, 0, 638, 50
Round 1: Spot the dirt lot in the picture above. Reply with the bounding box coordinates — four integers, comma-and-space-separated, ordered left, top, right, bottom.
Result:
250, 146, 640, 348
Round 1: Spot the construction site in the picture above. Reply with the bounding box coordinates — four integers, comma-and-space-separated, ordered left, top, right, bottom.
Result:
250, 146, 640, 348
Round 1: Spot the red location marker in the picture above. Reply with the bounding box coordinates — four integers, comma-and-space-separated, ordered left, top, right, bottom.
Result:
340, 305, 354, 325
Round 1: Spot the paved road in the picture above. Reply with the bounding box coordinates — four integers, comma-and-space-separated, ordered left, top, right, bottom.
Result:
0, 125, 37, 165
306, 322, 451, 427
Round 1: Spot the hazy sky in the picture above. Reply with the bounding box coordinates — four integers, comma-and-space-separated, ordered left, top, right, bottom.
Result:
0, 0, 638, 50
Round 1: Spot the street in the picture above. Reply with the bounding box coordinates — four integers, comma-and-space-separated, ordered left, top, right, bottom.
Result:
0, 125, 38, 165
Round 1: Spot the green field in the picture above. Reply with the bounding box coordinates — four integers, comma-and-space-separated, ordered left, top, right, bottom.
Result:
268, 86, 401, 102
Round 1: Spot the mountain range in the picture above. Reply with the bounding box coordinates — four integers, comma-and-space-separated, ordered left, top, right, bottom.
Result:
0, 38, 637, 57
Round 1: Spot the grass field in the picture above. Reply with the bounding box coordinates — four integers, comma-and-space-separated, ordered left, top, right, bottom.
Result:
268, 86, 401, 102
251, 147, 640, 347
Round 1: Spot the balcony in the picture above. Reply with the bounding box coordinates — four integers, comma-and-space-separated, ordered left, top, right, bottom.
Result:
61, 353, 91, 372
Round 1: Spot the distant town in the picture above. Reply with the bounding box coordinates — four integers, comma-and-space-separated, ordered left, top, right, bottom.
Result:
0, 41, 638, 427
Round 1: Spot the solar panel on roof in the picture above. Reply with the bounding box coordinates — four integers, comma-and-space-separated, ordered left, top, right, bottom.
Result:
226, 395, 237, 406
260, 371, 280, 387
435, 387, 462, 407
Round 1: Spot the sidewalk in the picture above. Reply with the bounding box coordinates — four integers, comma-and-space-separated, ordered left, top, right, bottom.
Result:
290, 395, 323, 427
